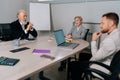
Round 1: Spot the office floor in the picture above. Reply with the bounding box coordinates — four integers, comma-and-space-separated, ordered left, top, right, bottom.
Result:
31, 62, 67, 80
30, 49, 92, 80
31, 62, 99, 80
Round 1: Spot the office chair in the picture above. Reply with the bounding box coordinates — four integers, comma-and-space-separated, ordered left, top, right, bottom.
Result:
78, 28, 92, 61
69, 29, 91, 61
58, 29, 90, 71
0, 23, 13, 41
0, 26, 2, 39
82, 50, 120, 80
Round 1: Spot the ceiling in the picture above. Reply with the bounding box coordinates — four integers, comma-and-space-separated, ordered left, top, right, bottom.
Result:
30, 0, 120, 3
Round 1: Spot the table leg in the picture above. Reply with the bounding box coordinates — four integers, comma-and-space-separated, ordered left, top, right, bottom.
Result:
39, 71, 50, 80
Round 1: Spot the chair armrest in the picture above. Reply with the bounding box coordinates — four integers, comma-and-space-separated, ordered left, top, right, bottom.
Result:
88, 61, 111, 71
85, 68, 112, 80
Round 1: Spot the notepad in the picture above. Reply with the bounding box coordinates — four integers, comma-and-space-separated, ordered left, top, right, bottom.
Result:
33, 49, 50, 54
0, 56, 20, 66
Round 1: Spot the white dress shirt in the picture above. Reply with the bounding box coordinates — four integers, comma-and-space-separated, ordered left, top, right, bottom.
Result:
19, 22, 28, 34
20, 21, 34, 34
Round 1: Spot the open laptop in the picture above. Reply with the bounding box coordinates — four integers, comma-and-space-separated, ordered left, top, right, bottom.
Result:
54, 29, 79, 49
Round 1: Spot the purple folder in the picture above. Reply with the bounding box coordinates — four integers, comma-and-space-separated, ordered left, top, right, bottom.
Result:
33, 49, 50, 54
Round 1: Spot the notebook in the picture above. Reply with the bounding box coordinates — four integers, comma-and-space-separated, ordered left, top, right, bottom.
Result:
33, 49, 50, 54
54, 29, 79, 49
0, 56, 20, 66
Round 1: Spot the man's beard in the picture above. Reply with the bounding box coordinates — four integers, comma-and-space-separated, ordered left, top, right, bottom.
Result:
21, 21, 27, 25
101, 29, 108, 33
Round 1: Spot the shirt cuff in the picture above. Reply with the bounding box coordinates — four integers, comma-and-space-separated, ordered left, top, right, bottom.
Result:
24, 28, 34, 34
24, 30, 28, 34
30, 28, 34, 31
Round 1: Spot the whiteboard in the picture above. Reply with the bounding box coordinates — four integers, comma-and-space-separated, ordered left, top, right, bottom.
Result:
30, 3, 50, 30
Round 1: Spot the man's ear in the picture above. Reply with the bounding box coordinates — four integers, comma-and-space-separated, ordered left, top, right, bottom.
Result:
108, 20, 114, 27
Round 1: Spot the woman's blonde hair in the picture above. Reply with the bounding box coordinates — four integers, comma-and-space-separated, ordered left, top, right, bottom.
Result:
74, 16, 83, 21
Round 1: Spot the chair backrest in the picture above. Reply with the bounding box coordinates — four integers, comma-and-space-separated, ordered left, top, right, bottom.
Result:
0, 23, 13, 41
110, 50, 120, 71
111, 61, 120, 80
110, 50, 120, 80
84, 29, 89, 41
0, 26, 2, 39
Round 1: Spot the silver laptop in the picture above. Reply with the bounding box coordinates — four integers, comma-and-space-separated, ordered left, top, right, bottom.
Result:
54, 29, 79, 49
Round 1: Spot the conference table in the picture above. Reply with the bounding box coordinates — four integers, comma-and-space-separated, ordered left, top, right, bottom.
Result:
0, 35, 89, 80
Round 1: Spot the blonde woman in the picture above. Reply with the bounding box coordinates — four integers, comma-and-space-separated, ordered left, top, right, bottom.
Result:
66, 16, 86, 39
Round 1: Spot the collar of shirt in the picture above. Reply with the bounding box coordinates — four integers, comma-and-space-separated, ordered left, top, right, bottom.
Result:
108, 29, 118, 35
19, 21, 28, 34
19, 21, 23, 25
76, 25, 82, 31
106, 29, 118, 39
19, 21, 27, 25
19, 21, 25, 30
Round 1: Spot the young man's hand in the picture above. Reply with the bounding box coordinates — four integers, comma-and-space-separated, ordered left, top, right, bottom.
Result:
92, 32, 102, 41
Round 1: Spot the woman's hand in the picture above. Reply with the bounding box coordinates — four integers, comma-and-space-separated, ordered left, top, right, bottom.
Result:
65, 34, 72, 39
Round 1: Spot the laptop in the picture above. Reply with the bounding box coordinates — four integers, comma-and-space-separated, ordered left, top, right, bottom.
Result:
53, 29, 79, 49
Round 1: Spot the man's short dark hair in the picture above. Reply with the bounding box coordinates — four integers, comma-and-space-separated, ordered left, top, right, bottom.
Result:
102, 12, 119, 26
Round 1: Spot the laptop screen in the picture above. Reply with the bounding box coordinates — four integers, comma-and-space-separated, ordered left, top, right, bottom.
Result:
54, 29, 66, 45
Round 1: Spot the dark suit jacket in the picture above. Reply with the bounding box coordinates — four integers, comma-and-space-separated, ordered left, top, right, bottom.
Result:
10, 20, 37, 39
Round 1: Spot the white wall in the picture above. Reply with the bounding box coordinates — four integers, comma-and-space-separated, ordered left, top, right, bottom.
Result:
51, 1, 120, 34
0, 0, 29, 23
1, 0, 119, 36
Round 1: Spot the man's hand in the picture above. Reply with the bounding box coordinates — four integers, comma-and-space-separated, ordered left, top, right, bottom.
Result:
26, 22, 33, 32
92, 32, 102, 41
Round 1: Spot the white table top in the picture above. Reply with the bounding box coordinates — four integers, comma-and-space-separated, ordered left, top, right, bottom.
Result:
0, 36, 89, 80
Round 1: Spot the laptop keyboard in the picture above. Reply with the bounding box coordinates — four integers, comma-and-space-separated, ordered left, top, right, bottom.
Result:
60, 42, 79, 49
60, 42, 72, 46
69, 43, 79, 48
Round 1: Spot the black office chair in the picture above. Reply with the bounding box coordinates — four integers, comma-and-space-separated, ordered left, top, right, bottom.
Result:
78, 28, 92, 61
82, 50, 120, 80
69, 29, 91, 61
0, 23, 13, 41
0, 26, 2, 39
